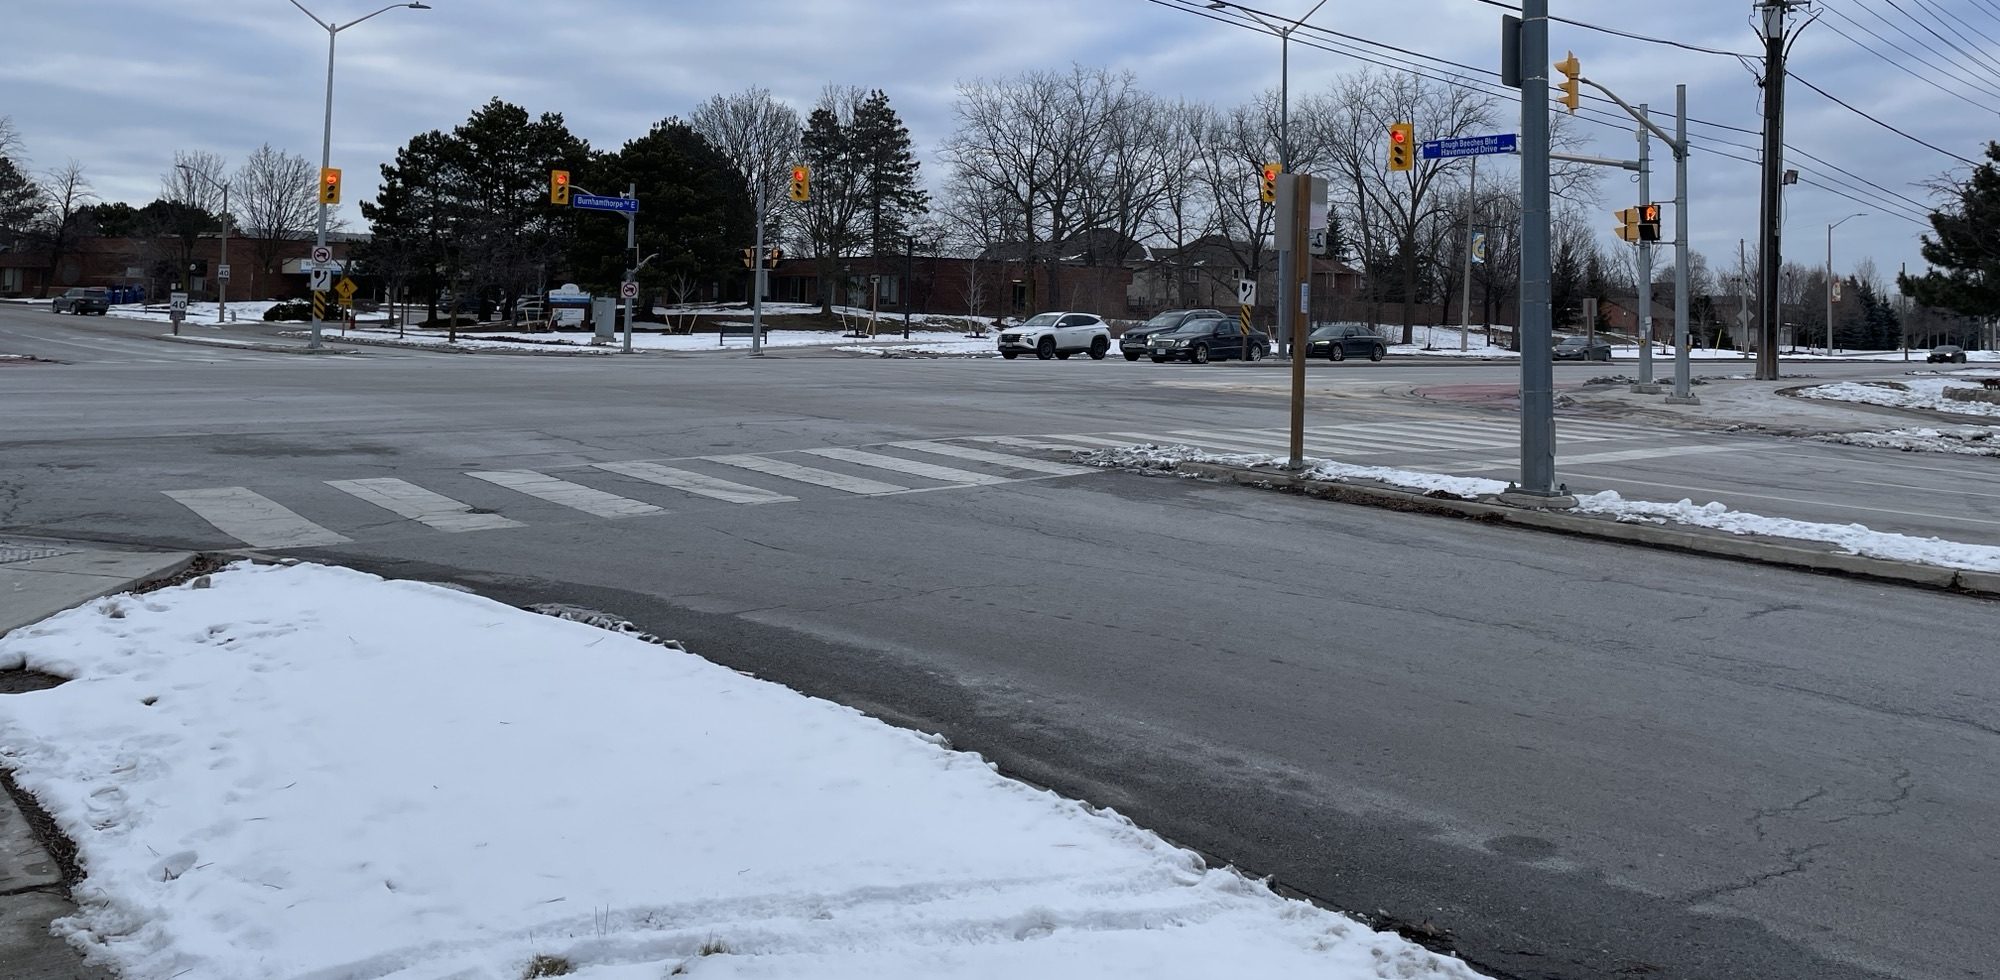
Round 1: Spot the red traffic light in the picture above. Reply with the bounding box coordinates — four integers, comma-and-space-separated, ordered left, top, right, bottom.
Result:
1390, 129, 1407, 144
554, 172, 569, 187
1261, 164, 1280, 180
791, 166, 809, 182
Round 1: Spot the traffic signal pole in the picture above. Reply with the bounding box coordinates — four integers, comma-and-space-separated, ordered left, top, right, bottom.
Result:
1515, 0, 1560, 499
751, 177, 766, 356
1635, 105, 1657, 392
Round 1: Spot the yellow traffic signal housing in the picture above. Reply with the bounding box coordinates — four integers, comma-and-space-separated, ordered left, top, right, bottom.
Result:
1259, 162, 1282, 204
319, 167, 342, 205
1555, 52, 1582, 113
764, 246, 784, 267
741, 248, 757, 268
1387, 123, 1415, 172
788, 165, 811, 202
549, 170, 571, 206
1615, 207, 1640, 243
1639, 203, 1663, 242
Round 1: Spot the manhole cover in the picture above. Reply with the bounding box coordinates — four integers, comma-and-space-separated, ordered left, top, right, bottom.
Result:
0, 545, 69, 565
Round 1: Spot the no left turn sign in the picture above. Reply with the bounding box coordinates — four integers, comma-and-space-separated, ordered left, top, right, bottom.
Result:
311, 245, 332, 265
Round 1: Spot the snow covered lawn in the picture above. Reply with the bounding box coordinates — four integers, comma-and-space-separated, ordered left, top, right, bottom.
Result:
1084, 444, 2000, 573
1813, 425, 2000, 457
316, 326, 988, 354
106, 301, 284, 325
834, 337, 999, 357
1795, 378, 2000, 418
0, 563, 1479, 980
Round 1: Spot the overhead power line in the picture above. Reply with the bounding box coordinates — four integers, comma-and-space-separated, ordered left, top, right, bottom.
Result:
1459, 0, 1756, 59
1812, 7, 2000, 117
1786, 72, 1981, 166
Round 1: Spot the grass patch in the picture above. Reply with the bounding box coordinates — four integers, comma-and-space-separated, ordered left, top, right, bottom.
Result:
521, 954, 574, 978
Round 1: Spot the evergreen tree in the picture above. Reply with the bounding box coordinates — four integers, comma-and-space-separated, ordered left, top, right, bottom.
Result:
1901, 141, 2000, 317
81, 201, 143, 237
360, 130, 455, 321
431, 99, 588, 319
0, 156, 39, 240
849, 90, 928, 257
570, 118, 752, 312
797, 94, 867, 314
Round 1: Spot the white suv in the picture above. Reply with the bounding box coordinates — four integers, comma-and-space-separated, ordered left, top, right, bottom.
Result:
997, 312, 1112, 361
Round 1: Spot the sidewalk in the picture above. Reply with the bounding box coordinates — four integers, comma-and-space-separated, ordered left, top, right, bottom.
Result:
1, 538, 195, 979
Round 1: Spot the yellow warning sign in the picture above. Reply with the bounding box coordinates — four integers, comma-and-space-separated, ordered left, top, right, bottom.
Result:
334, 276, 357, 302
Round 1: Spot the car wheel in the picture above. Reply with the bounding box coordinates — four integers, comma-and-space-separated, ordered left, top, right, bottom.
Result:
1331, 345, 1346, 362
1036, 337, 1056, 360
1192, 344, 1210, 364
1089, 336, 1108, 360
1002, 351, 1019, 360
1370, 345, 1385, 362
1124, 351, 1141, 361
1246, 344, 1263, 362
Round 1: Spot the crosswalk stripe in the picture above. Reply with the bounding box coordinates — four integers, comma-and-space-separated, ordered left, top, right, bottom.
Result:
326, 478, 523, 532
1333, 424, 1506, 449
973, 436, 1098, 453
465, 470, 662, 518
593, 461, 796, 505
1026, 434, 1139, 449
893, 441, 1095, 476
800, 447, 1012, 486
162, 487, 351, 549
1175, 429, 1403, 457
1441, 444, 1749, 472
705, 454, 910, 495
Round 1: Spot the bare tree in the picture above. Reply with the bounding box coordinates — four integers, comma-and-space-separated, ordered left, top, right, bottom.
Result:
33, 161, 95, 295
161, 150, 228, 293
233, 143, 317, 285
691, 86, 801, 234
1322, 70, 1499, 343
0, 116, 22, 164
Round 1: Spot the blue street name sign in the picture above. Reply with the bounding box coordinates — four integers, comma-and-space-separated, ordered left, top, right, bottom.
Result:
1419, 133, 1519, 160
572, 193, 639, 214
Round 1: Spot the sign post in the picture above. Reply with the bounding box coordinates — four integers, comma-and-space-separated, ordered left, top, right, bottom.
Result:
169, 291, 188, 336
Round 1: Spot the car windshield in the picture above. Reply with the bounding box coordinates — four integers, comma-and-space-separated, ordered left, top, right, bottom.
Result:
1020, 313, 1061, 327
1309, 326, 1342, 339
1558, 337, 1588, 346
1142, 313, 1184, 329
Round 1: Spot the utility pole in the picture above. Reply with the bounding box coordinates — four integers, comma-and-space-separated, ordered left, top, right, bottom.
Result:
1669, 85, 1697, 404
1634, 105, 1657, 392
904, 235, 916, 339
1514, 0, 1562, 499
750, 177, 767, 356
1755, 0, 1806, 380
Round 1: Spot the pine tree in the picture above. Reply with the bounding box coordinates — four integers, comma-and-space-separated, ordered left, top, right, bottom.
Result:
849, 91, 928, 257
798, 95, 866, 314
0, 156, 39, 240
570, 118, 753, 310
1901, 141, 2000, 317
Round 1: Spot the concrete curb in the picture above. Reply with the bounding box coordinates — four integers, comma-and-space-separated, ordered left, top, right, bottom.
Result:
155, 333, 359, 355
1170, 461, 1996, 598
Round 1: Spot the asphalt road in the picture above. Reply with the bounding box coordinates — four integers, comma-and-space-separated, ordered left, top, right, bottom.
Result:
2, 303, 1995, 980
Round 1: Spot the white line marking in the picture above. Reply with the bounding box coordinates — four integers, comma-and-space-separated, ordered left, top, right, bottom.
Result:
974, 436, 1097, 452
592, 462, 796, 505
801, 447, 1011, 485
893, 441, 1095, 476
162, 487, 350, 549
1441, 444, 1750, 472
704, 454, 910, 495
1023, 433, 1140, 448
465, 470, 662, 518
325, 478, 522, 532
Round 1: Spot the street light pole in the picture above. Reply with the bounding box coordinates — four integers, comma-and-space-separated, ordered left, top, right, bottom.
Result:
177, 163, 229, 324
1826, 212, 1865, 356
286, 0, 429, 350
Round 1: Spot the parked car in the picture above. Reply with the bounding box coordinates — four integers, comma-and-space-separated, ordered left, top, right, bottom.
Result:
1119, 308, 1226, 360
1928, 344, 1969, 364
997, 312, 1112, 360
51, 286, 110, 315
1147, 317, 1270, 364
1553, 335, 1613, 361
1305, 324, 1387, 362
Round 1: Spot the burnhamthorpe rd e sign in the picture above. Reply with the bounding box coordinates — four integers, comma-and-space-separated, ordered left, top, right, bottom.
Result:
572, 193, 638, 214
1420, 133, 1519, 160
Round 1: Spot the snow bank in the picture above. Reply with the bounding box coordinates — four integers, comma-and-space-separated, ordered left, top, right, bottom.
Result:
1796, 378, 2000, 418
1813, 426, 2000, 457
107, 301, 285, 325
297, 326, 983, 354
0, 563, 1480, 980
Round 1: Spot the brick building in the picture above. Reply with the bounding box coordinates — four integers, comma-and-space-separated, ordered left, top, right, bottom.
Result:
0, 232, 359, 301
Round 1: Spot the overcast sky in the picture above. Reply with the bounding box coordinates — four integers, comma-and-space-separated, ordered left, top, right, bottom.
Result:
6, 0, 1991, 283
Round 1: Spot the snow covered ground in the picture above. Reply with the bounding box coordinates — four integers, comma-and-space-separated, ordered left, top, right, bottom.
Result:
106, 301, 284, 325
0, 563, 1479, 980
1813, 425, 2000, 456
305, 325, 989, 355
1083, 444, 2000, 573
834, 337, 999, 357
1795, 377, 2000, 418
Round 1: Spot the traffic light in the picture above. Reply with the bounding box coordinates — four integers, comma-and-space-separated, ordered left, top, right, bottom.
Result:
788, 165, 811, 202
1387, 123, 1415, 172
1615, 207, 1639, 243
1555, 52, 1582, 113
764, 246, 784, 267
1639, 203, 1662, 242
1259, 162, 1282, 204
319, 167, 342, 205
741, 248, 757, 268
549, 170, 571, 206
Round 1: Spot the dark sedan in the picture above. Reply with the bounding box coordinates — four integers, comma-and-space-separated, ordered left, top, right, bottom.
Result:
1305, 324, 1387, 362
1148, 318, 1269, 363
1120, 309, 1226, 360
1553, 336, 1613, 361
1928, 345, 1969, 363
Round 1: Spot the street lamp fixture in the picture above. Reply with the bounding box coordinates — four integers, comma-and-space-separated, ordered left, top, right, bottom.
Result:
175, 162, 230, 324
286, 0, 431, 349
1826, 212, 1865, 356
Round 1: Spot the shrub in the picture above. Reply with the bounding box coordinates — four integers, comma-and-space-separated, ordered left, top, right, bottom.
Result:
263, 300, 312, 322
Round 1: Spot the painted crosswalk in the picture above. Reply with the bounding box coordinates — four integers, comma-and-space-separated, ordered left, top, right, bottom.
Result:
157, 417, 1692, 549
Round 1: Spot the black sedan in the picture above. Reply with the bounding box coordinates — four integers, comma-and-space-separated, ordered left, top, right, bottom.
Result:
1148, 318, 1269, 363
1553, 336, 1613, 361
1928, 345, 1969, 363
1120, 309, 1226, 360
1305, 324, 1387, 362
